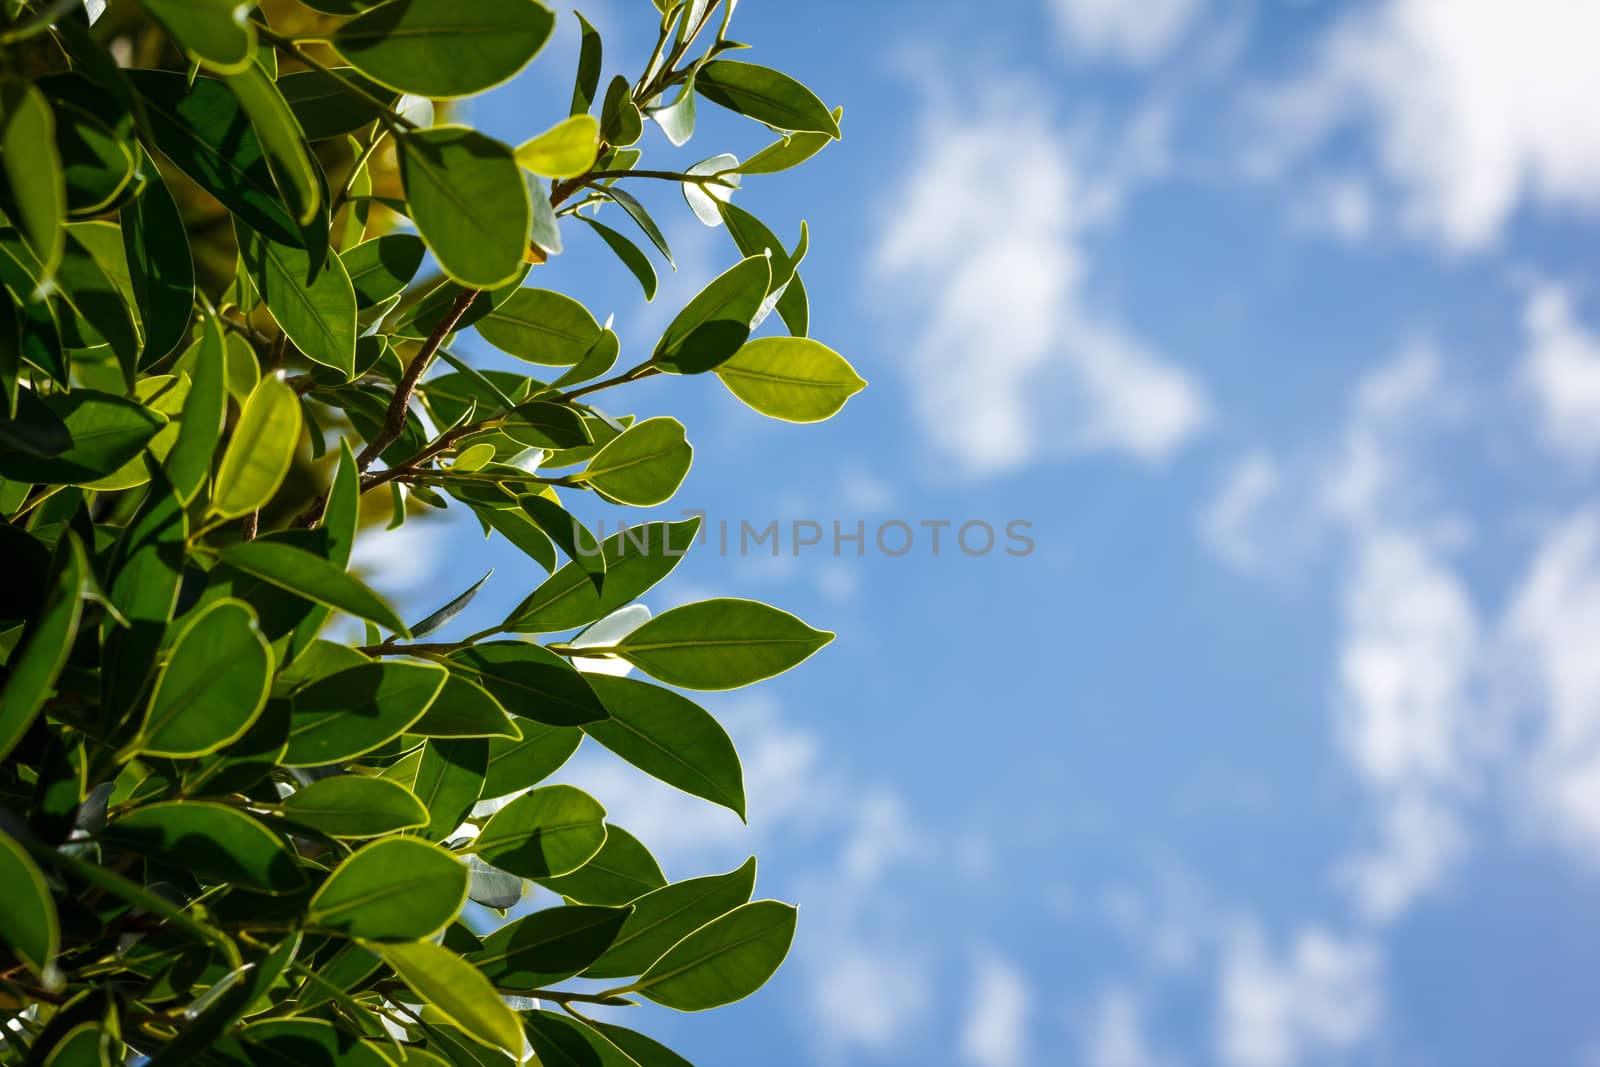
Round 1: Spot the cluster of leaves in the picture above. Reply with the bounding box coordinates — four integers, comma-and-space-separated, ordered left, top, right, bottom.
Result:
0, 0, 868, 1062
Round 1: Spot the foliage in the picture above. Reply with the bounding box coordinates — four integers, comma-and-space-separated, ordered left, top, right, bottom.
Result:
0, 0, 865, 1061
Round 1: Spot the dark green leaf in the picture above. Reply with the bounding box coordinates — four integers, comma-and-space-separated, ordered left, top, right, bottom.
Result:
412, 672, 521, 740
628, 900, 796, 1010
411, 737, 488, 840
237, 223, 357, 378
138, 598, 272, 757
221, 60, 321, 224
570, 13, 602, 115
579, 416, 692, 507
0, 832, 57, 979
651, 255, 769, 374
283, 660, 446, 765
277, 67, 398, 141
279, 775, 428, 837
470, 784, 606, 878
450, 641, 608, 727
340, 234, 426, 310
0, 534, 81, 764
308, 836, 466, 939
582, 858, 756, 979
588, 1022, 696, 1067
598, 75, 642, 147
332, 0, 556, 98
482, 724, 581, 799
520, 494, 605, 591
471, 904, 631, 989
537, 823, 667, 906
583, 676, 744, 816
128, 70, 301, 247
237, 1018, 397, 1067
612, 597, 832, 690
0, 389, 165, 485
0, 79, 65, 276
377, 940, 523, 1055
695, 61, 840, 137
104, 800, 305, 894
400, 126, 530, 289
507, 517, 699, 633
578, 216, 657, 301
53, 100, 137, 217
603, 186, 671, 265
213, 540, 409, 635
122, 162, 195, 364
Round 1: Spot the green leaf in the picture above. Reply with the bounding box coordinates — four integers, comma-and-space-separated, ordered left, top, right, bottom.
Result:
104, 800, 306, 894
163, 316, 226, 503
604, 185, 672, 265
236, 223, 358, 378
138, 598, 272, 757
471, 904, 631, 990
128, 70, 301, 247
507, 517, 700, 633
521, 494, 605, 591
735, 127, 833, 175
450, 641, 608, 727
579, 417, 692, 507
470, 784, 606, 878
214, 540, 410, 635
122, 163, 196, 364
411, 737, 488, 840
53, 101, 137, 217
537, 823, 667, 906
283, 660, 446, 765
588, 1022, 696, 1067
599, 75, 642, 147
211, 375, 302, 519
221, 60, 322, 224
627, 899, 796, 1011
279, 775, 428, 837
647, 77, 696, 147
501, 400, 592, 449
143, 0, 257, 72
583, 676, 744, 817
579, 216, 657, 301
0, 389, 165, 485
277, 66, 399, 141
236, 1019, 395, 1067
332, 0, 555, 98
611, 598, 832, 690
482, 724, 581, 799
515, 114, 599, 178
570, 13, 602, 115
0, 535, 84, 764
0, 79, 65, 277
715, 336, 866, 422
695, 60, 840, 137
475, 288, 601, 366
3, 228, 141, 381
308, 836, 466, 939
412, 672, 521, 740
582, 858, 756, 979
340, 234, 426, 310
0, 831, 57, 980
400, 126, 530, 289
101, 470, 188, 721
651, 255, 769, 373
377, 940, 523, 1056
523, 1012, 637, 1067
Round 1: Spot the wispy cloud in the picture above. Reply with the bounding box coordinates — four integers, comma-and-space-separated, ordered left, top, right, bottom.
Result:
960, 953, 1033, 1067
1254, 0, 1600, 250
1047, 0, 1203, 66
1520, 283, 1600, 465
872, 89, 1207, 476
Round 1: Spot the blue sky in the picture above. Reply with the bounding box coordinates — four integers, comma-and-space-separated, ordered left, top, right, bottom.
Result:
357, 2, 1600, 1064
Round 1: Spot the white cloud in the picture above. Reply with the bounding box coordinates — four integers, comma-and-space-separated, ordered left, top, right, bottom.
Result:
1200, 453, 1281, 572
874, 96, 1207, 476
1520, 283, 1600, 464
1504, 509, 1600, 864
1337, 531, 1480, 792
1290, 176, 1374, 243
1336, 791, 1469, 925
811, 947, 933, 1059
960, 954, 1033, 1067
1082, 986, 1173, 1067
1048, 0, 1201, 65
1216, 924, 1382, 1067
1259, 0, 1600, 250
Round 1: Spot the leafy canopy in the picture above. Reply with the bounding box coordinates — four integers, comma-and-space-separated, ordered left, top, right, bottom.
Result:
0, 0, 865, 1061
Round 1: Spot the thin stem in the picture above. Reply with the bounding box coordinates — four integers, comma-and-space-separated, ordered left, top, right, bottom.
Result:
357, 288, 477, 474
584, 168, 735, 186
557, 361, 659, 403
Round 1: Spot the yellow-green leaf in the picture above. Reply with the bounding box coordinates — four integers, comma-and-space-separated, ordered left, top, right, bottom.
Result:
514, 113, 599, 178
211, 375, 301, 519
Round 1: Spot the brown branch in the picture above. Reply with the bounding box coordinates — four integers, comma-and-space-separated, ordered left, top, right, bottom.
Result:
356, 287, 479, 474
